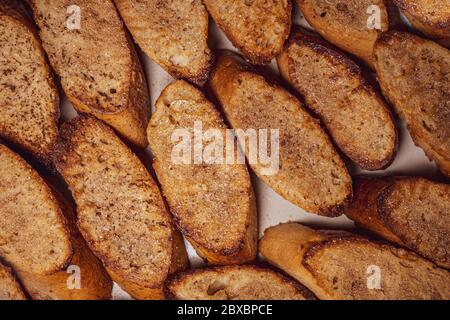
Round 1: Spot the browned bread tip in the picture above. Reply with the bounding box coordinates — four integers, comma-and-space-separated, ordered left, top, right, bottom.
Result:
53, 115, 188, 299
0, 0, 59, 165
204, 0, 292, 65
148, 80, 257, 265
0, 262, 27, 300
165, 265, 316, 300
0, 144, 72, 275
393, 0, 450, 41
260, 223, 450, 300
278, 28, 398, 170
114, 0, 213, 85
374, 31, 450, 177
29, 0, 150, 148
297, 0, 393, 67
209, 50, 352, 216
344, 176, 450, 269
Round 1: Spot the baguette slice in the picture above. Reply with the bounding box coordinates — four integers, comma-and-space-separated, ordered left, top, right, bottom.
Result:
53, 115, 188, 299
0, 0, 59, 165
165, 265, 315, 300
148, 80, 257, 265
114, 0, 213, 85
393, 0, 450, 40
297, 0, 392, 67
344, 176, 450, 269
29, 0, 150, 148
374, 31, 450, 177
0, 144, 72, 275
278, 29, 397, 170
209, 51, 352, 216
204, 0, 292, 64
260, 223, 450, 300
0, 263, 27, 300
17, 187, 112, 300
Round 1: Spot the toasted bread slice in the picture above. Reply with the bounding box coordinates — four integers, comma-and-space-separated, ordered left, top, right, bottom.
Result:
345, 176, 450, 269
374, 31, 450, 177
148, 80, 257, 264
0, 144, 72, 275
204, 0, 292, 64
0, 263, 27, 300
29, 0, 150, 148
114, 0, 212, 85
53, 116, 188, 299
165, 265, 315, 300
0, 0, 59, 165
297, 0, 391, 67
394, 0, 450, 40
209, 51, 352, 216
260, 223, 450, 300
17, 187, 112, 300
278, 29, 397, 170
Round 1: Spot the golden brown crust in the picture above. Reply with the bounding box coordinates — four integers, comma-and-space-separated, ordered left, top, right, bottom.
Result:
17, 188, 113, 300
393, 0, 450, 39
148, 80, 257, 264
0, 0, 59, 166
278, 29, 398, 170
0, 144, 72, 275
260, 223, 450, 300
53, 115, 186, 297
164, 265, 316, 300
114, 0, 213, 85
345, 176, 450, 269
29, 0, 150, 148
204, 0, 292, 65
374, 31, 450, 177
209, 51, 352, 216
0, 262, 27, 300
297, 0, 391, 68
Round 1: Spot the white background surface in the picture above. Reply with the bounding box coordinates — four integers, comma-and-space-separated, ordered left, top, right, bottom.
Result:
58, 4, 443, 300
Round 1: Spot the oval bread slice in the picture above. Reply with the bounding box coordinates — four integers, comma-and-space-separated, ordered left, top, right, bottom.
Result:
209, 51, 352, 216
148, 80, 257, 265
374, 31, 450, 177
114, 0, 213, 85
165, 265, 315, 300
0, 144, 72, 275
393, 0, 450, 40
344, 176, 450, 269
0, 1, 59, 165
297, 0, 391, 67
53, 115, 188, 299
278, 29, 397, 170
29, 0, 150, 148
17, 188, 113, 300
260, 223, 450, 300
0, 263, 27, 300
204, 0, 292, 64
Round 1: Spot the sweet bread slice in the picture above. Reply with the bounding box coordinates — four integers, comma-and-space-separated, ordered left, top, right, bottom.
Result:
148, 80, 257, 264
29, 0, 150, 148
374, 31, 450, 177
209, 51, 352, 216
0, 144, 72, 275
0, 0, 59, 165
278, 29, 397, 170
114, 0, 213, 85
165, 265, 315, 300
204, 0, 292, 64
53, 116, 188, 299
260, 223, 450, 300
345, 176, 450, 269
